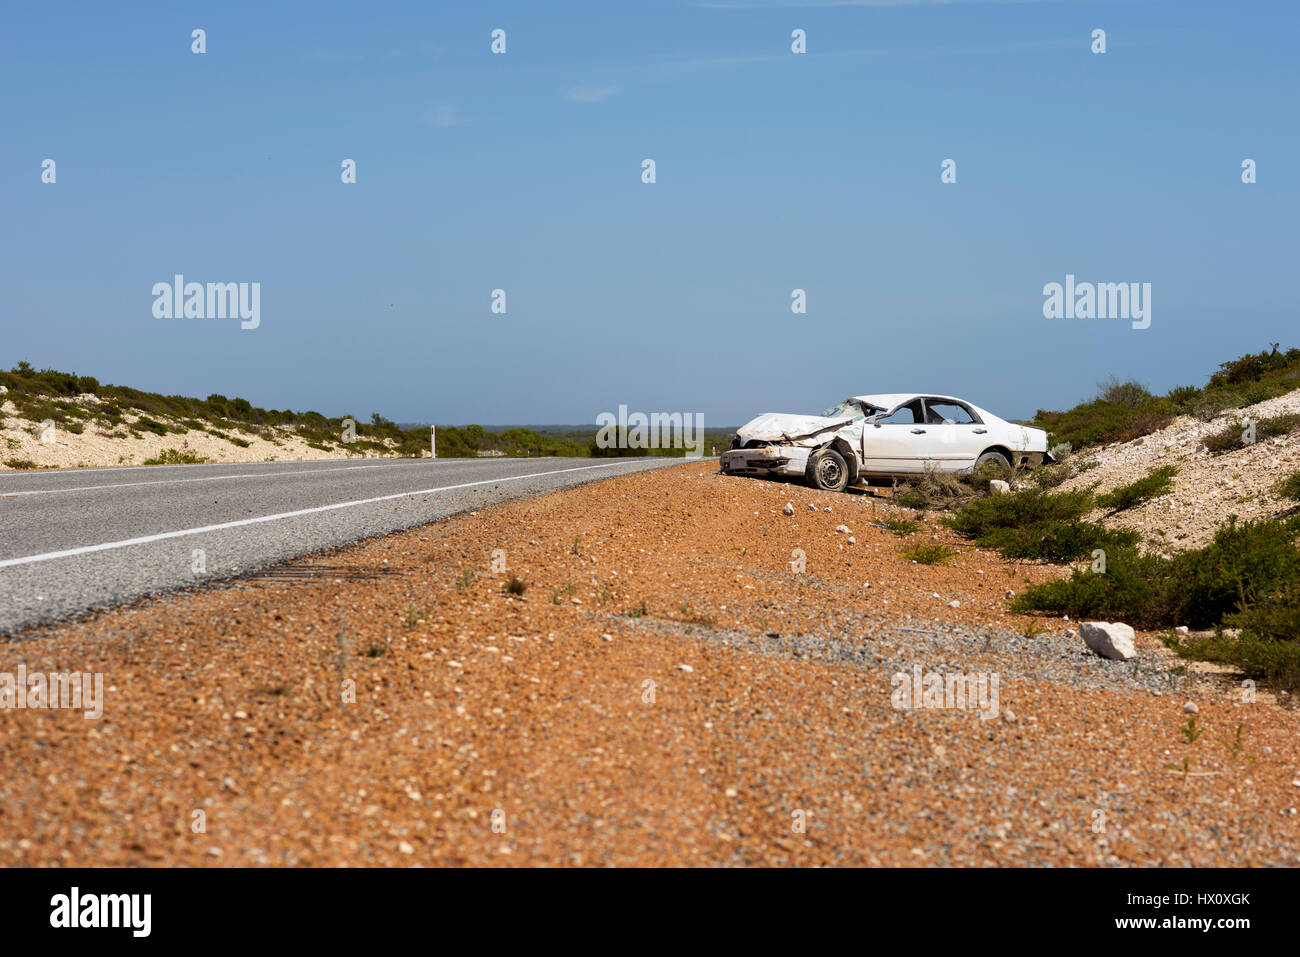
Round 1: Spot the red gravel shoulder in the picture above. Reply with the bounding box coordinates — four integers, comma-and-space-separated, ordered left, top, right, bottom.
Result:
2, 464, 1297, 866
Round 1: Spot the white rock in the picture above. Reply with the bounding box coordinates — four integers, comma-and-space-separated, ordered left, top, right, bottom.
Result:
808, 503, 818, 511
835, 525, 851, 534
676, 664, 694, 673
1080, 621, 1138, 661
948, 600, 960, 608
989, 479, 1011, 495
1175, 625, 1189, 634
824, 506, 832, 513
847, 536, 857, 545
1184, 701, 1199, 714
782, 502, 795, 516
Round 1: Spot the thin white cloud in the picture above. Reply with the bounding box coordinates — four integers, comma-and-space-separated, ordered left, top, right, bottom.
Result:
567, 85, 620, 103
421, 106, 461, 127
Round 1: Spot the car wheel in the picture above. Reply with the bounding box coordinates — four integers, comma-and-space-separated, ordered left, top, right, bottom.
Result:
807, 448, 849, 492
974, 450, 1011, 470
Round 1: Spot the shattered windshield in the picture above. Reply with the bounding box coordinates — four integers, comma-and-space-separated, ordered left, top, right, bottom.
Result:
820, 401, 868, 421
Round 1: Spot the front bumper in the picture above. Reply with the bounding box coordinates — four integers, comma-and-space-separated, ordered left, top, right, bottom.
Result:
719, 445, 811, 477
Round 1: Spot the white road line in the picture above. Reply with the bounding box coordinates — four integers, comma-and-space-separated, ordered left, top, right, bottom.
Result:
0, 461, 634, 570
0, 460, 438, 497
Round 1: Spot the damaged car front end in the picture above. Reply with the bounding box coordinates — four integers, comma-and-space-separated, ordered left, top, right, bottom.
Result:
719, 401, 876, 488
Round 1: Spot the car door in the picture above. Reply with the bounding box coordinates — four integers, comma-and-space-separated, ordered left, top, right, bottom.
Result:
920, 399, 989, 470
861, 399, 931, 473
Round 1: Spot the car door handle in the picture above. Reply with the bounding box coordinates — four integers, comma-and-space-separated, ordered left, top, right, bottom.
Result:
910, 428, 926, 434
973, 428, 987, 434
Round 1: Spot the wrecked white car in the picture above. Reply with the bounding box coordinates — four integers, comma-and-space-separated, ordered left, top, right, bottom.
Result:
720, 393, 1052, 493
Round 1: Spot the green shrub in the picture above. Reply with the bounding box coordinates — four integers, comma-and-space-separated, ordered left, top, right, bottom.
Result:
1209, 344, 1300, 387
143, 447, 206, 465
1033, 346, 1300, 449
946, 487, 1092, 536
1014, 518, 1300, 630
901, 543, 957, 565
1097, 376, 1152, 409
1030, 459, 1079, 489
880, 518, 920, 536
132, 416, 169, 436
946, 487, 1139, 561
1167, 385, 1200, 409
1275, 471, 1300, 502
1096, 465, 1178, 512
1204, 413, 1300, 454
1170, 587, 1300, 692
1012, 544, 1170, 624
975, 521, 1139, 563
1186, 389, 1244, 422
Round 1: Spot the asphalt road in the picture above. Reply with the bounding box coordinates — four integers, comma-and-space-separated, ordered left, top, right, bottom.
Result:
0, 456, 688, 635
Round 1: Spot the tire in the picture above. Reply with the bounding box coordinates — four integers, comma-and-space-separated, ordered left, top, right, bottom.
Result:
807, 448, 850, 492
974, 450, 1011, 470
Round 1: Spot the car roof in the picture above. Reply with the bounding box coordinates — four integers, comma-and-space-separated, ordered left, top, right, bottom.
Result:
849, 393, 969, 410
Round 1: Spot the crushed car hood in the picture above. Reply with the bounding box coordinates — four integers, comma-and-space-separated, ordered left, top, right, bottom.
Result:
736, 413, 852, 444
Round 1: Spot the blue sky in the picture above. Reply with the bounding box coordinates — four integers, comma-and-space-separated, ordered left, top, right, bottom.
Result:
2, 0, 1296, 426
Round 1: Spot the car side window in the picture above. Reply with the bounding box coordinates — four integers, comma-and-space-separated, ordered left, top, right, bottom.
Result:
876, 400, 923, 424
925, 401, 977, 425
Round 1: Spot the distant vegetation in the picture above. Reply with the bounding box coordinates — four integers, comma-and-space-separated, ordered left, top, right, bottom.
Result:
0, 361, 730, 459
1032, 344, 1300, 452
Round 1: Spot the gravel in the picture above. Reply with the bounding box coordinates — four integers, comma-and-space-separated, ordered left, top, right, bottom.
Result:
1, 462, 1296, 867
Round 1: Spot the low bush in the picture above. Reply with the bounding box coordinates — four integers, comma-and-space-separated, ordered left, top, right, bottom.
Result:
143, 447, 206, 465
893, 468, 974, 511
1204, 413, 1300, 454
143, 447, 205, 465
880, 517, 920, 536
945, 487, 1139, 561
1095, 465, 1178, 512
1013, 518, 1300, 630
901, 543, 957, 565
966, 459, 1014, 493
1275, 471, 1300, 502
1096, 376, 1152, 409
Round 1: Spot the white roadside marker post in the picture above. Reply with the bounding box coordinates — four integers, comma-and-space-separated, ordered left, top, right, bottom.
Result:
430, 425, 436, 459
